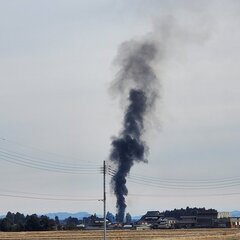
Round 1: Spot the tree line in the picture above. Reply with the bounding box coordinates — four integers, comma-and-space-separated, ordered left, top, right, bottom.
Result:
0, 212, 56, 231
0, 211, 133, 232
161, 207, 218, 220
0, 211, 85, 232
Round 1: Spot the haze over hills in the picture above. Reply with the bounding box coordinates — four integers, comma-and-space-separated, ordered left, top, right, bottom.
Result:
45, 212, 91, 220
231, 211, 240, 217
1, 210, 239, 220
44, 210, 240, 220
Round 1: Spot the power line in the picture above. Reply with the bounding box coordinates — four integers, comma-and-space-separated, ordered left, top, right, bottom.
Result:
0, 138, 105, 205
0, 137, 98, 165
0, 147, 101, 169
0, 137, 102, 174
107, 166, 240, 183
0, 149, 100, 170
0, 149, 101, 174
0, 188, 102, 202
0, 155, 101, 174
127, 172, 240, 184
0, 193, 100, 202
1, 187, 239, 202
126, 192, 240, 198
107, 168, 240, 190
0, 188, 101, 198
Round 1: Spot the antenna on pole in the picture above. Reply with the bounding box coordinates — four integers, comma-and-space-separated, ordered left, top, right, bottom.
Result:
103, 160, 106, 240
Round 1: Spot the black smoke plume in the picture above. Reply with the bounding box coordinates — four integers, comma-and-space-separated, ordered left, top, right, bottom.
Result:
109, 40, 159, 223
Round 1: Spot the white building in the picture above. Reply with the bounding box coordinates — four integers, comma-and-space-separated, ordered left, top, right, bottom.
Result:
217, 212, 231, 219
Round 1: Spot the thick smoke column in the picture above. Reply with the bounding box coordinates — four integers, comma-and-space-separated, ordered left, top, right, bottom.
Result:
110, 40, 159, 222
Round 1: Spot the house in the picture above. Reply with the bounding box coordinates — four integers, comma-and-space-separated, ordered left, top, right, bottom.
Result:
196, 210, 218, 228
135, 225, 151, 230
217, 217, 240, 228
138, 211, 164, 225
176, 216, 197, 228
152, 217, 177, 229
83, 214, 109, 229
76, 224, 85, 230
217, 212, 231, 219
123, 224, 134, 229
229, 217, 240, 228
217, 218, 229, 228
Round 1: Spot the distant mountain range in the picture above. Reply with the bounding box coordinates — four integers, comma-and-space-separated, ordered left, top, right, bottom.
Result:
45, 212, 92, 220
1, 211, 239, 220
34, 210, 240, 220
45, 211, 240, 220
231, 211, 240, 217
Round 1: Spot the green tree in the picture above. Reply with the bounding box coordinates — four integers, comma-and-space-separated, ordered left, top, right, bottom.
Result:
106, 211, 115, 223
65, 217, 79, 230
125, 212, 132, 224
0, 218, 12, 231
39, 215, 56, 231
6, 212, 14, 224
14, 212, 25, 231
25, 214, 41, 231
55, 216, 61, 230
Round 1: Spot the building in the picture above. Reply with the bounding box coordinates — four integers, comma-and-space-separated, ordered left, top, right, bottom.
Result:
138, 211, 164, 225
138, 208, 219, 229
156, 217, 177, 229
177, 216, 197, 228
217, 212, 231, 219
229, 217, 240, 228
196, 210, 218, 228
175, 210, 218, 228
217, 217, 240, 228
83, 214, 109, 229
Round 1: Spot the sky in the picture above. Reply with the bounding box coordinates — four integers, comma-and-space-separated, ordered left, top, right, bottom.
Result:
0, 0, 240, 217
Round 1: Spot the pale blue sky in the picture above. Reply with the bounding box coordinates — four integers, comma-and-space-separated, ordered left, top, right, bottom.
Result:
0, 0, 240, 216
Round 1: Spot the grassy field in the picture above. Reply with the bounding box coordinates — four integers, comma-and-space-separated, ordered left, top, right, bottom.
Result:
0, 229, 240, 240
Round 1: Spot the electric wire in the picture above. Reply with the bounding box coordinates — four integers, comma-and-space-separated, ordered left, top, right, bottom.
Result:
0, 193, 100, 202
127, 172, 240, 184
0, 189, 101, 200
0, 154, 101, 174
107, 168, 240, 190
126, 192, 240, 198
1, 138, 239, 195
0, 187, 239, 202
0, 149, 100, 171
107, 166, 240, 184
0, 147, 101, 169
108, 172, 240, 190
0, 149, 100, 169
107, 166, 240, 183
0, 137, 98, 166
0, 149, 101, 174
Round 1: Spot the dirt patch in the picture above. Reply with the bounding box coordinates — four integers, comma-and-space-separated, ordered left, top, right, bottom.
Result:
0, 229, 239, 240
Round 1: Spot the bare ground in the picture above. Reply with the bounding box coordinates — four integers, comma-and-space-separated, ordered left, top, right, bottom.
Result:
0, 229, 240, 240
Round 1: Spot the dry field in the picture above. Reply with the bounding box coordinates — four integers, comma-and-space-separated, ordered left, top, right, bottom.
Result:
0, 229, 240, 240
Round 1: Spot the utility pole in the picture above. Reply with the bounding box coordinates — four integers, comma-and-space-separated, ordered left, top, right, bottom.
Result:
103, 160, 106, 240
